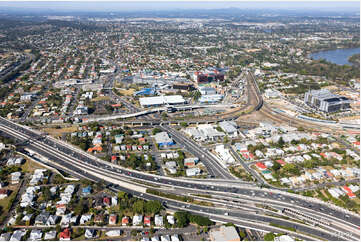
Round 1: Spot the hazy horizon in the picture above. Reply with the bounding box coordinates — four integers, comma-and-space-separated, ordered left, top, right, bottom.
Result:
0, 1, 359, 13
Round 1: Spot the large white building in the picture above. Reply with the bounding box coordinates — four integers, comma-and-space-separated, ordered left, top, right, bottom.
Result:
139, 95, 185, 107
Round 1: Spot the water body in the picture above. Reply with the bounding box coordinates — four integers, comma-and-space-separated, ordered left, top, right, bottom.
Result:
309, 47, 360, 65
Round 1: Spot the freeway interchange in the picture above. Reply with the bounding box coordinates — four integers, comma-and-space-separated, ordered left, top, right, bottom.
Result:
0, 116, 360, 241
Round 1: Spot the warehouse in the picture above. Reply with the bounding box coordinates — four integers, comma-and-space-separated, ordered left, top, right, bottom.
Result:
139, 95, 185, 107
199, 94, 223, 104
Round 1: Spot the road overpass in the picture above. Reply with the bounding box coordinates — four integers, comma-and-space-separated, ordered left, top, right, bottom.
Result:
0, 117, 359, 240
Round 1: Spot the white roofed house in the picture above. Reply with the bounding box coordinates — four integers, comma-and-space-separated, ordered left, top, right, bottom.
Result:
29, 229, 43, 241
44, 231, 57, 240
133, 215, 143, 226
46, 215, 59, 226
80, 214, 92, 224
167, 215, 175, 225
10, 171, 21, 184
255, 150, 264, 158
60, 213, 73, 226
10, 229, 26, 241
35, 212, 50, 225
155, 215, 163, 227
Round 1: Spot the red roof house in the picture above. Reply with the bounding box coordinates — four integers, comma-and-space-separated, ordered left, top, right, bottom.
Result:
59, 228, 71, 240
255, 162, 267, 170
144, 216, 151, 226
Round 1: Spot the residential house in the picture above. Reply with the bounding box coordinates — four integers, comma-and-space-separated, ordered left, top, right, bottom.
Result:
29, 230, 42, 241
59, 228, 71, 241
85, 229, 96, 239
161, 235, 171, 241
133, 215, 143, 226
44, 231, 57, 240
0, 189, 8, 199
10, 230, 26, 241
155, 215, 163, 227
105, 230, 122, 237
35, 212, 50, 225
144, 216, 151, 226
82, 186, 92, 196
80, 214, 92, 224
122, 216, 130, 226
10, 172, 21, 184
109, 214, 117, 225
167, 216, 175, 225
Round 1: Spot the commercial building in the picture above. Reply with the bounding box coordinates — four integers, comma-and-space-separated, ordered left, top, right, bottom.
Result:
154, 132, 175, 147
304, 89, 350, 113
199, 94, 223, 104
219, 121, 238, 137
199, 86, 217, 95
139, 95, 185, 108
210, 226, 240, 241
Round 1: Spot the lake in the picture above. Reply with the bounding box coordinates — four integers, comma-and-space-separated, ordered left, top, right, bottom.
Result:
309, 47, 360, 65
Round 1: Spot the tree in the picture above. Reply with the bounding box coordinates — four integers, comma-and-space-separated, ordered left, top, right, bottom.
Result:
180, 122, 188, 128
132, 200, 145, 214
264, 233, 275, 241
174, 211, 189, 228
283, 163, 299, 175
272, 161, 281, 171
152, 128, 162, 135
277, 137, 285, 148
130, 230, 138, 237
145, 201, 162, 215
239, 229, 246, 239
189, 214, 213, 226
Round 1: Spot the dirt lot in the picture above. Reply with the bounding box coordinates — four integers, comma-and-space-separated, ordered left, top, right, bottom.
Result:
42, 126, 78, 138
115, 88, 136, 96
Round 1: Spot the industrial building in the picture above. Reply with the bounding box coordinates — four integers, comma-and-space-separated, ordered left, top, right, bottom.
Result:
304, 89, 350, 113
139, 95, 186, 108
154, 132, 175, 147
199, 86, 217, 95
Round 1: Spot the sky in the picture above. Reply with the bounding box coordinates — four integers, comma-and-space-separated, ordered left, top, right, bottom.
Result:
0, 1, 359, 12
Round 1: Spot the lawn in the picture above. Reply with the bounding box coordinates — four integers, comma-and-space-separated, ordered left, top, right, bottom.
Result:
91, 96, 111, 102
115, 88, 136, 96
0, 184, 20, 224
21, 159, 49, 173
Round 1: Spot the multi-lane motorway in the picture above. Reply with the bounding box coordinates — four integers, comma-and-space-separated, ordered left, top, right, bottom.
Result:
0, 117, 359, 241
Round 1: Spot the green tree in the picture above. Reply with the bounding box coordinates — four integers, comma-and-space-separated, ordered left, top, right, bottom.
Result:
174, 211, 189, 228
145, 201, 162, 215
239, 230, 246, 239
152, 128, 162, 135
132, 200, 145, 214
264, 233, 275, 241
272, 161, 281, 171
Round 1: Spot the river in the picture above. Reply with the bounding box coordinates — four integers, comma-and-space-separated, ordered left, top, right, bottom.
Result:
309, 47, 360, 65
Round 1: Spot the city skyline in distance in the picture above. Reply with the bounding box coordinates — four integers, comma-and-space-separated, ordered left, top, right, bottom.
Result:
0, 1, 359, 13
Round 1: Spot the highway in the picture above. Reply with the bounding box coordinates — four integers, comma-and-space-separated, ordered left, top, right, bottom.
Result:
0, 117, 359, 240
